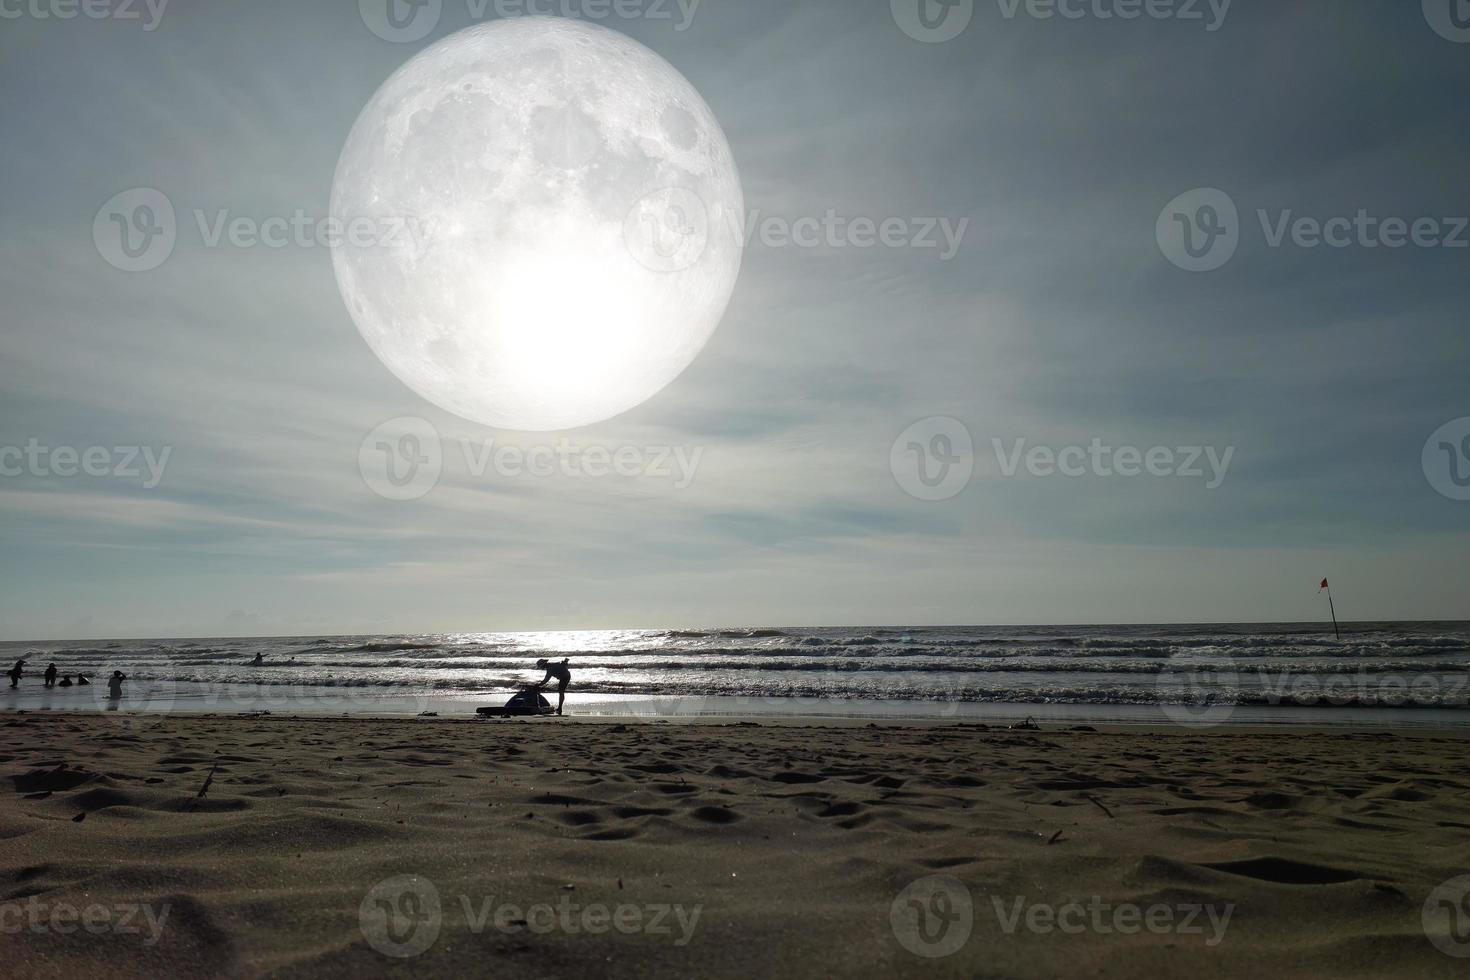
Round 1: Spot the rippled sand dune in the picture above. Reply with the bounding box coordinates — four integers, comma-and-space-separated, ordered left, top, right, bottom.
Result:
3, 714, 1469, 977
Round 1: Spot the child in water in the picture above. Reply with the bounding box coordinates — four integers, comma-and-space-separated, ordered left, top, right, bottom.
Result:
107, 671, 126, 700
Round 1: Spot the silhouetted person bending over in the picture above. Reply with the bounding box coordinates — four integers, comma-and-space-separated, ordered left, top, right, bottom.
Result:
534, 658, 571, 716
7, 660, 23, 689
107, 671, 126, 700
44, 664, 58, 688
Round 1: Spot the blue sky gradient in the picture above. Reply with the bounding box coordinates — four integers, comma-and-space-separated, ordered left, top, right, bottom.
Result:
1, 1, 1467, 638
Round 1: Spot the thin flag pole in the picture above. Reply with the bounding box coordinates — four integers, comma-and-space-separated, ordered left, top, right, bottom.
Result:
1320, 578, 1340, 642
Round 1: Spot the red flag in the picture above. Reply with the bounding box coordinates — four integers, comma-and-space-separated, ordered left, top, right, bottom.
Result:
1321, 578, 1340, 640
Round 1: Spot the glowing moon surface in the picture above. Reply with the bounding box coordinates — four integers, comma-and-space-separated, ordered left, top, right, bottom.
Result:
330, 18, 743, 431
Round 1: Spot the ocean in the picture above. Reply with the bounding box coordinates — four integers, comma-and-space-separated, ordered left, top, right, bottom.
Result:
3, 622, 1469, 727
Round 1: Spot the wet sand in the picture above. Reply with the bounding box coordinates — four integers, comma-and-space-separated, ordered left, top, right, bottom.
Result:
3, 713, 1469, 978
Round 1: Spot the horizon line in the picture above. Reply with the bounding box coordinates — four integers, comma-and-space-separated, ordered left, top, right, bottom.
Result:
4, 618, 1467, 646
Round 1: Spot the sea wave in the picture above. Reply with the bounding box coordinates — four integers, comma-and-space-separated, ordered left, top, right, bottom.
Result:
84, 674, 1470, 711
7, 623, 1466, 714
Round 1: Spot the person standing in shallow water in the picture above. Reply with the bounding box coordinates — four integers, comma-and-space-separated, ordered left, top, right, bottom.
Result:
534, 658, 571, 716
107, 671, 125, 700
43, 664, 57, 687
7, 660, 23, 689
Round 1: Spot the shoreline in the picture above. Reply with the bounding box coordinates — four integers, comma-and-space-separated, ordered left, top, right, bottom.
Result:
17, 708, 1470, 742
6, 682, 1470, 731
10, 708, 1470, 738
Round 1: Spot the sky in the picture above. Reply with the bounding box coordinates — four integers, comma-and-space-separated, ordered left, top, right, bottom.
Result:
1, 0, 1467, 640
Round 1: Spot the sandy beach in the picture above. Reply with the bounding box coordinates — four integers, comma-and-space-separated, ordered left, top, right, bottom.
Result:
4, 713, 1469, 978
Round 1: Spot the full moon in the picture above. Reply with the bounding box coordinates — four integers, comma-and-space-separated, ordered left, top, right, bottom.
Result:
330, 18, 743, 431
